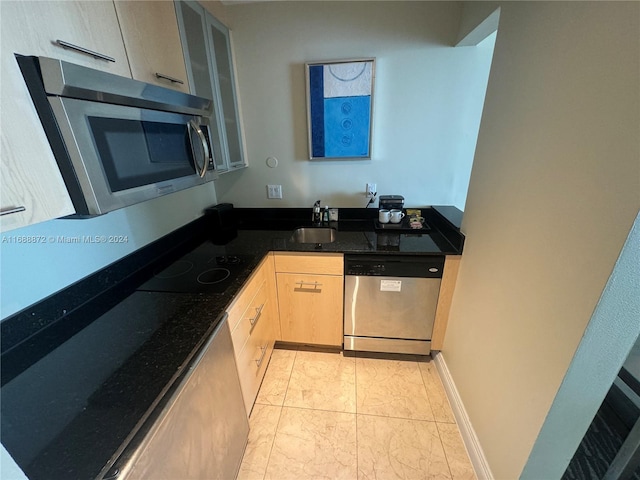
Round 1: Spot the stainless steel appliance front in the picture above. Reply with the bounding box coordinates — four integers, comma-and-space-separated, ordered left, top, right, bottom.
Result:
343, 255, 443, 355
18, 56, 216, 216
106, 316, 248, 480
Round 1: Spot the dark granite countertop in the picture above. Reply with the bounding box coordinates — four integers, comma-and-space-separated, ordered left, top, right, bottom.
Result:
219, 206, 463, 256
0, 205, 463, 479
217, 225, 456, 257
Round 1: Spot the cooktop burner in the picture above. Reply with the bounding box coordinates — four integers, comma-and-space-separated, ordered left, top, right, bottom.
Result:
138, 243, 253, 294
197, 268, 231, 285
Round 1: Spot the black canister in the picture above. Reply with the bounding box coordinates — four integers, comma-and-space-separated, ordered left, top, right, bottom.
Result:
205, 203, 237, 244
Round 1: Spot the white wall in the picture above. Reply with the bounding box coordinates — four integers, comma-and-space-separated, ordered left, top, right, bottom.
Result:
0, 182, 217, 319
521, 210, 640, 478
213, 1, 495, 210
442, 2, 640, 479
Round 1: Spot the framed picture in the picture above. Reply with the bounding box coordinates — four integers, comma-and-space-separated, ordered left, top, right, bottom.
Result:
305, 58, 375, 159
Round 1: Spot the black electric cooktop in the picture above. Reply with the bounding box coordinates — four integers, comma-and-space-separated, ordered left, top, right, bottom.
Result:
137, 242, 254, 295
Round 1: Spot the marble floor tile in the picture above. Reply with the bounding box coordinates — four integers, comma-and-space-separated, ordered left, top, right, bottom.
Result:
437, 423, 476, 480
357, 414, 451, 480
284, 349, 356, 413
255, 348, 297, 406
356, 356, 434, 420
419, 360, 456, 423
264, 407, 357, 480
237, 404, 282, 480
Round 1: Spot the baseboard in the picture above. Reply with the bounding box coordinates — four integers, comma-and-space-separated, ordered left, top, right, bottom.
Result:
433, 352, 494, 480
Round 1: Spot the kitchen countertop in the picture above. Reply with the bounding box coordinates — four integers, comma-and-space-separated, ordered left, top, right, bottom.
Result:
221, 205, 464, 255
0, 206, 463, 479
218, 224, 458, 256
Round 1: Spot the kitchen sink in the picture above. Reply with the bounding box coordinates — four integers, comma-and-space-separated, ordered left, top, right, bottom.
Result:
290, 227, 337, 244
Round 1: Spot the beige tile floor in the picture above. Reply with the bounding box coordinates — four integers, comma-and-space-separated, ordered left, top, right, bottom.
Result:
238, 346, 476, 480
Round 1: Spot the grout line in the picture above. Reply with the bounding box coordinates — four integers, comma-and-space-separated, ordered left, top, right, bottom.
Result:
435, 421, 456, 480
280, 347, 297, 408
256, 348, 297, 479
418, 357, 438, 423
260, 406, 282, 480
356, 411, 439, 423
280, 404, 357, 417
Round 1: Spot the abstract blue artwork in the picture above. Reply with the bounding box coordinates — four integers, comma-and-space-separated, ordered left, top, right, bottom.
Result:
306, 59, 375, 159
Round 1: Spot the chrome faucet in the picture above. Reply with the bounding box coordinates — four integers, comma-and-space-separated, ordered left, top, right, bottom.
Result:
312, 200, 322, 225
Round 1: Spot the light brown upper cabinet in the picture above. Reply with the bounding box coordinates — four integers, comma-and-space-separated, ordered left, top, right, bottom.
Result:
0, 1, 130, 232
114, 1, 189, 93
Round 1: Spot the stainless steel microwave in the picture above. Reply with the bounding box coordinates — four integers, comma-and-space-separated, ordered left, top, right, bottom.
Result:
17, 56, 217, 216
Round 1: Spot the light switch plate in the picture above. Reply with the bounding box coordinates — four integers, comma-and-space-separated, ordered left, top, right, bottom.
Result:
267, 185, 282, 199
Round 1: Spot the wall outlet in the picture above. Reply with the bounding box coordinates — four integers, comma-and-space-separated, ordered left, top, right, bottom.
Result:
366, 183, 377, 199
267, 185, 282, 199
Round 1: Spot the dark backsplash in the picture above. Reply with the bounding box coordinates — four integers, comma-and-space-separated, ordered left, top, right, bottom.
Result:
0, 217, 209, 361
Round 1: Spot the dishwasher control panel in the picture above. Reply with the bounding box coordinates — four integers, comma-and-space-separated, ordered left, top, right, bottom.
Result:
344, 254, 444, 278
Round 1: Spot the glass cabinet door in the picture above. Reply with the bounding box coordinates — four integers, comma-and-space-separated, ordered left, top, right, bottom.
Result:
175, 1, 227, 172
206, 15, 246, 171
175, 0, 246, 173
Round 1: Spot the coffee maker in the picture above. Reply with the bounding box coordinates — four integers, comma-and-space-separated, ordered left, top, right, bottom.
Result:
378, 195, 404, 211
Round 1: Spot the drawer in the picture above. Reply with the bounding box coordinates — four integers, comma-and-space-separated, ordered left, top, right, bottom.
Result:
274, 252, 343, 275
231, 280, 267, 355
235, 299, 274, 414
227, 257, 267, 332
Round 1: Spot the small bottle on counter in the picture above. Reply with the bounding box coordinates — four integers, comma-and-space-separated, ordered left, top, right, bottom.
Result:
323, 206, 330, 223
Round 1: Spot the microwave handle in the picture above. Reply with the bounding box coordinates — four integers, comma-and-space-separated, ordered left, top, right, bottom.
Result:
187, 120, 209, 178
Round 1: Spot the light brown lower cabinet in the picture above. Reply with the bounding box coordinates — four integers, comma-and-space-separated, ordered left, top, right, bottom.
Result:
227, 254, 277, 415
274, 253, 344, 347
228, 251, 459, 414
431, 255, 461, 350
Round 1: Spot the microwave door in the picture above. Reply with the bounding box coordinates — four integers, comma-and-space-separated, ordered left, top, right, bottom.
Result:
48, 98, 207, 216
187, 120, 210, 179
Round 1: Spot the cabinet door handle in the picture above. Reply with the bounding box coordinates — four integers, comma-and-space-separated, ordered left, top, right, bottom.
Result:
249, 303, 265, 328
55, 40, 115, 62
255, 345, 268, 368
296, 280, 323, 290
155, 72, 185, 85
0, 206, 26, 216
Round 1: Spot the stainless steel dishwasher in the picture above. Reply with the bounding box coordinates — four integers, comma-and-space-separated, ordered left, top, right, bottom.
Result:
103, 315, 249, 480
343, 255, 444, 355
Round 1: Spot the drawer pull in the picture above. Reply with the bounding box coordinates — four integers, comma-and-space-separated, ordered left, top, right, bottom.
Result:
255, 345, 268, 368
155, 72, 185, 85
249, 303, 265, 328
55, 40, 115, 62
0, 206, 26, 216
296, 280, 323, 290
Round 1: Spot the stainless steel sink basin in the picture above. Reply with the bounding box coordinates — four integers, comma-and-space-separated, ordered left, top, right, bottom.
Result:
290, 227, 337, 244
